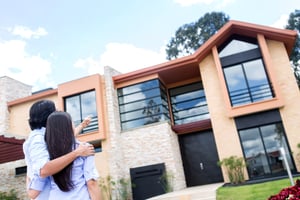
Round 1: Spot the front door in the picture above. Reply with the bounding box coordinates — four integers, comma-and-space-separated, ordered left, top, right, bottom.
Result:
179, 130, 223, 186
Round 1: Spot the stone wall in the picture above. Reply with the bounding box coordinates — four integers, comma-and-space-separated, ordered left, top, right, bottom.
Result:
0, 76, 31, 133
103, 66, 186, 200
0, 159, 28, 200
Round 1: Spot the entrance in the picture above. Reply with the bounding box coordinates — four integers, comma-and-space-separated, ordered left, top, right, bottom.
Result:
179, 130, 223, 186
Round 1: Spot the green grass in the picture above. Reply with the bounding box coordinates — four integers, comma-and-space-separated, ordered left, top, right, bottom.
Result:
216, 178, 297, 200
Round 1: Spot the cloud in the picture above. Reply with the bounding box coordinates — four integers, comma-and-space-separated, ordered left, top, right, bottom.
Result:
8, 25, 48, 39
74, 42, 167, 75
271, 14, 289, 29
0, 39, 53, 91
174, 0, 214, 6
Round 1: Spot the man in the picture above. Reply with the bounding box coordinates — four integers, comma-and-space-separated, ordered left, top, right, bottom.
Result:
23, 100, 94, 199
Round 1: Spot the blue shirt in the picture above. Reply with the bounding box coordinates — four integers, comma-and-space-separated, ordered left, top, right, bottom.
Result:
26, 139, 99, 200
23, 127, 51, 200
48, 151, 99, 200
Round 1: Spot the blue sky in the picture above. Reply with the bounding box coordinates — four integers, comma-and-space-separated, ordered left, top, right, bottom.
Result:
0, 0, 298, 92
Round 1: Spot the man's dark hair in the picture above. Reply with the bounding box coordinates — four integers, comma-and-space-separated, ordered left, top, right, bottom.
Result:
29, 100, 56, 130
45, 111, 76, 192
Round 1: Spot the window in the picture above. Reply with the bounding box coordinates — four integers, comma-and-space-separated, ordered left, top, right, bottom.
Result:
219, 36, 274, 106
235, 110, 295, 179
64, 90, 98, 134
117, 79, 169, 130
239, 123, 294, 179
88, 140, 102, 153
15, 166, 27, 176
169, 82, 209, 125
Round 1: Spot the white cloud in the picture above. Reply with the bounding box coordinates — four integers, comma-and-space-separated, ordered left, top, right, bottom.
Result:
9, 25, 48, 39
0, 39, 53, 91
271, 14, 289, 29
174, 0, 214, 6
74, 42, 167, 75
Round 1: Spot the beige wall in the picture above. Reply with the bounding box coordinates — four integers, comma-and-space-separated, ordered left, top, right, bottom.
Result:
200, 53, 244, 182
8, 95, 58, 137
267, 40, 300, 171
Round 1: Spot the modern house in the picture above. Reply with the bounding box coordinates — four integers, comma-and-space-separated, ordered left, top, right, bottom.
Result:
2, 20, 300, 199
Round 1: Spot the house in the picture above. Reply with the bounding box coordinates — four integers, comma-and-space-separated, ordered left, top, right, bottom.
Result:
3, 20, 300, 199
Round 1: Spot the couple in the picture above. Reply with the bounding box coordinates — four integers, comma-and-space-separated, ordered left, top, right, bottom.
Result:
23, 100, 102, 200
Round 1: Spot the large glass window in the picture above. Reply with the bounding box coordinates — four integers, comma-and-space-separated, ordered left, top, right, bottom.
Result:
169, 82, 209, 125
117, 79, 169, 130
239, 123, 295, 179
219, 37, 274, 106
64, 90, 98, 134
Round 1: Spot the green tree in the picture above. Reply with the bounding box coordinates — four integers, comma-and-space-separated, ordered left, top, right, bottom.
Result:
285, 9, 300, 88
165, 12, 230, 60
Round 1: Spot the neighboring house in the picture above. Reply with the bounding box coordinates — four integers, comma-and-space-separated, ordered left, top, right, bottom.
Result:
4, 20, 300, 199
0, 134, 27, 200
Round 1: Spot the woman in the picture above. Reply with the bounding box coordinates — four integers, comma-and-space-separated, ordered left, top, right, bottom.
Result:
29, 111, 101, 200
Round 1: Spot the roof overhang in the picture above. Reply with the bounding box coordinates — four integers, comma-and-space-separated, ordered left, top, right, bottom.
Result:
113, 20, 297, 86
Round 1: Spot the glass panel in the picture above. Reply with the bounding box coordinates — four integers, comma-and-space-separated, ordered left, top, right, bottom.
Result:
170, 82, 208, 125
118, 79, 169, 130
119, 97, 161, 113
119, 88, 161, 104
81, 91, 97, 118
260, 124, 294, 173
243, 59, 273, 102
224, 65, 251, 106
117, 79, 159, 96
65, 96, 81, 124
219, 39, 258, 58
239, 128, 271, 178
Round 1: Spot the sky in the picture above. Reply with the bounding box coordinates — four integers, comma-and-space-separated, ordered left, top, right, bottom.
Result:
0, 0, 298, 92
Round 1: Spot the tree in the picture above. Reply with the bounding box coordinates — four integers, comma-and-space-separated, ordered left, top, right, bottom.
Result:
285, 10, 300, 88
165, 12, 230, 60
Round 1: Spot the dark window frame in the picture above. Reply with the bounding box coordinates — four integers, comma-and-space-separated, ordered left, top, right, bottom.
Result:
117, 79, 170, 131
64, 90, 98, 134
219, 36, 274, 106
169, 82, 209, 125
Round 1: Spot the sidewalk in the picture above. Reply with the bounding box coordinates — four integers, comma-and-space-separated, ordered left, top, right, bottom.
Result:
147, 182, 224, 200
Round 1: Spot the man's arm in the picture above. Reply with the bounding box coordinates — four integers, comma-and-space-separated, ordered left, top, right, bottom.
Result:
40, 143, 94, 178
74, 116, 91, 136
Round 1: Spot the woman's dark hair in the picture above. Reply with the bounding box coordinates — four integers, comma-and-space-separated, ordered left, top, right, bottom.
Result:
29, 100, 56, 130
45, 111, 76, 192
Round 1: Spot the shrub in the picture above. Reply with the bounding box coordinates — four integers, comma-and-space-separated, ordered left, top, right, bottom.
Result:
99, 175, 132, 200
218, 156, 246, 184
0, 189, 19, 200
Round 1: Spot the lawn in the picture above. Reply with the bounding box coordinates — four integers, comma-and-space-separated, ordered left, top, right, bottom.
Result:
216, 178, 298, 200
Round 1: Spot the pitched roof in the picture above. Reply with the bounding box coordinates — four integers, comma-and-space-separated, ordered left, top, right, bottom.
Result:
0, 135, 25, 164
113, 20, 297, 85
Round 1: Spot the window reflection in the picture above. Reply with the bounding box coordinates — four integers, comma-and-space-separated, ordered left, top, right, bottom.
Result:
170, 82, 209, 125
224, 59, 273, 106
65, 90, 98, 134
118, 79, 169, 130
239, 123, 294, 179
219, 39, 258, 58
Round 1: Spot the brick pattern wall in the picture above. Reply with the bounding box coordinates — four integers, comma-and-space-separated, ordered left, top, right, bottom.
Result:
103, 67, 186, 199
0, 76, 31, 133
0, 159, 28, 200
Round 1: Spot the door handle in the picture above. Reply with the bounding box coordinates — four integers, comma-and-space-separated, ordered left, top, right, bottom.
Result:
200, 162, 204, 170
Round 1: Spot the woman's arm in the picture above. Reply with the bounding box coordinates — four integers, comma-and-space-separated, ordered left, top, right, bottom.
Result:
87, 179, 102, 200
40, 143, 94, 178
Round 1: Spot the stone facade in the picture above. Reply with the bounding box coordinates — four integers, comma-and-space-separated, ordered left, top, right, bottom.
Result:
0, 76, 31, 133
103, 66, 186, 196
0, 159, 28, 200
